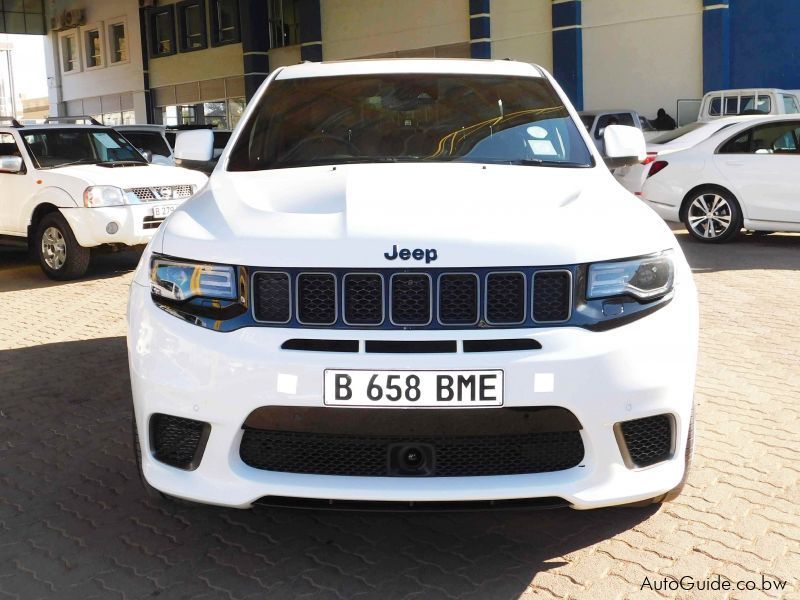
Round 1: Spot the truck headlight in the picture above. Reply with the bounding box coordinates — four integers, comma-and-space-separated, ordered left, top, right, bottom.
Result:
83, 185, 126, 207
150, 257, 236, 301
587, 251, 674, 301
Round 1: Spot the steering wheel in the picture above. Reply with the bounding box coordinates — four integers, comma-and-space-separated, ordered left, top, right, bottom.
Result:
283, 134, 360, 161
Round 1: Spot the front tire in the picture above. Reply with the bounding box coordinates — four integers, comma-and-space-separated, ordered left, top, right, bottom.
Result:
682, 188, 742, 243
35, 212, 91, 279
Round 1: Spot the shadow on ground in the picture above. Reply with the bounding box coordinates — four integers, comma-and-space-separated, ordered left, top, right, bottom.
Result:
0, 247, 141, 293
674, 229, 800, 273
0, 336, 657, 599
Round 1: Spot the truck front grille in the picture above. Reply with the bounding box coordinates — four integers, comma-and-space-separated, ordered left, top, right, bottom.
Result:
251, 267, 573, 329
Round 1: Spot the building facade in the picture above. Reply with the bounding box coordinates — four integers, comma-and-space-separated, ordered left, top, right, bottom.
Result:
38, 0, 800, 126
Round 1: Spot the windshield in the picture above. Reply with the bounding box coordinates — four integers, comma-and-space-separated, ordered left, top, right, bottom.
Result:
119, 131, 171, 157
228, 73, 593, 171
22, 128, 147, 169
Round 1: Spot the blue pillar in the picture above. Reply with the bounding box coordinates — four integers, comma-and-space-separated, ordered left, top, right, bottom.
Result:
241, 0, 270, 101
551, 0, 583, 110
298, 0, 322, 62
702, 0, 730, 92
469, 0, 490, 59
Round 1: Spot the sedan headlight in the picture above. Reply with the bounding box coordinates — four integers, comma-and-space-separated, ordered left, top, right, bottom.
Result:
150, 257, 236, 301
83, 185, 126, 207
587, 251, 674, 301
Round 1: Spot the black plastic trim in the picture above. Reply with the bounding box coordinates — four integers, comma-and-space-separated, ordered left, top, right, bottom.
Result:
365, 340, 457, 353
280, 338, 358, 352
463, 338, 542, 353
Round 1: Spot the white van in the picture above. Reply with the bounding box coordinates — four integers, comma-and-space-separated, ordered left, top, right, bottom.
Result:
698, 88, 800, 121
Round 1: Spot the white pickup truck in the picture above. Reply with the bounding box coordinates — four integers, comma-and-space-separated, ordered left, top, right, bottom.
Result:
0, 120, 207, 279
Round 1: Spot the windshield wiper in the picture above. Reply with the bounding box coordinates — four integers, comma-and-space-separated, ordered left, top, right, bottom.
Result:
41, 158, 99, 169
489, 158, 592, 168
97, 160, 147, 167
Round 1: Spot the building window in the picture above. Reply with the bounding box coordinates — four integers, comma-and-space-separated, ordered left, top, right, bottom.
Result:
178, 0, 207, 52
228, 97, 245, 128
160, 99, 245, 130
267, 0, 300, 48
109, 21, 128, 64
210, 0, 240, 46
60, 33, 79, 73
149, 6, 176, 57
84, 28, 103, 69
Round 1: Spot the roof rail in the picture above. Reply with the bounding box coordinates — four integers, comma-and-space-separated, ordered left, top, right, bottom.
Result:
0, 116, 23, 127
44, 115, 103, 126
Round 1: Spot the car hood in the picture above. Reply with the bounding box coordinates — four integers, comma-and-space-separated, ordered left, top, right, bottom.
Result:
160, 163, 677, 267
46, 163, 207, 188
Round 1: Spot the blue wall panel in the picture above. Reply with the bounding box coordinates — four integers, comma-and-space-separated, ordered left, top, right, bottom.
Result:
729, 0, 800, 89
702, 6, 730, 92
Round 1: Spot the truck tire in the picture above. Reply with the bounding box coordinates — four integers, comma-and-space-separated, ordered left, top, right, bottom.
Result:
35, 212, 91, 280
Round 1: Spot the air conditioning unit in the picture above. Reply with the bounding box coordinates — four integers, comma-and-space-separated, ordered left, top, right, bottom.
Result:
62, 8, 85, 28
49, 14, 65, 31
139, 0, 155, 7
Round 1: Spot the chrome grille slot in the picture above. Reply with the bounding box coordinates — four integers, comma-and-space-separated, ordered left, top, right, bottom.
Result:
390, 273, 432, 326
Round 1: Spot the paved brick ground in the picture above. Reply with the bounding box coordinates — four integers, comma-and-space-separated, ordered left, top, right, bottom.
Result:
1, 231, 798, 600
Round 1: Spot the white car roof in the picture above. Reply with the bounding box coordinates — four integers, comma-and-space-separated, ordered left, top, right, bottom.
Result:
579, 109, 638, 116
704, 88, 793, 95
116, 124, 166, 132
274, 58, 545, 80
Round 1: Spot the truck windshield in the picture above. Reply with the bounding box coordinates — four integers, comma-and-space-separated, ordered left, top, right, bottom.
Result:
22, 128, 147, 169
228, 73, 593, 170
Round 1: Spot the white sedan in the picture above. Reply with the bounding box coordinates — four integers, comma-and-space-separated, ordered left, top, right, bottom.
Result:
640, 115, 800, 242
614, 116, 756, 196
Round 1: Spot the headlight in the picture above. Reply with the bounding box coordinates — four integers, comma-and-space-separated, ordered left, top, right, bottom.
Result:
83, 185, 126, 207
150, 257, 236, 301
587, 251, 674, 301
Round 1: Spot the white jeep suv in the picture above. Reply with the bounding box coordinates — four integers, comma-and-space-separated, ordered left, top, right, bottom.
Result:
128, 59, 699, 510
0, 120, 207, 279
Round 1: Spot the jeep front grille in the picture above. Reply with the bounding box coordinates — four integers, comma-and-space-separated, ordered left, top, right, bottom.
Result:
251, 267, 573, 329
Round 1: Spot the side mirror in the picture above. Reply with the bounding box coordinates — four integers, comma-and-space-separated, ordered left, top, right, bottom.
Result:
603, 125, 646, 168
174, 129, 214, 162
0, 155, 23, 174
140, 149, 153, 163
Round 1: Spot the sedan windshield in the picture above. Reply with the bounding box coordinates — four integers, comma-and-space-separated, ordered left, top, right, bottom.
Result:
228, 73, 593, 170
22, 128, 147, 169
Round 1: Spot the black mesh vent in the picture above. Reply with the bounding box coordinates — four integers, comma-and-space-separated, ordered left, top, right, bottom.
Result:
297, 273, 337, 324
391, 274, 431, 325
343, 274, 383, 325
439, 274, 478, 325
150, 414, 208, 470
486, 272, 525, 323
532, 271, 571, 322
619, 414, 673, 468
253, 272, 291, 322
240, 430, 584, 477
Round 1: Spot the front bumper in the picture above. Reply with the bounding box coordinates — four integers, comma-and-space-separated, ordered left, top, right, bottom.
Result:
61, 203, 177, 247
128, 279, 698, 510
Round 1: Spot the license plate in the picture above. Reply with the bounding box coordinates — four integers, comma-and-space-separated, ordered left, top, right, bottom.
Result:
153, 204, 177, 219
323, 369, 503, 407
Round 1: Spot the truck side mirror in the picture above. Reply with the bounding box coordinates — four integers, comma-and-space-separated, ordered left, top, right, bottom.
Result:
603, 125, 646, 168
174, 129, 214, 162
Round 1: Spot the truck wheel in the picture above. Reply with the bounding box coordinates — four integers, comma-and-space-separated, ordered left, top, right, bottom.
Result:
36, 212, 91, 280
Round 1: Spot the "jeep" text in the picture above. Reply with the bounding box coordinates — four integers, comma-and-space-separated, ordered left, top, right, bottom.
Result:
384, 245, 438, 263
